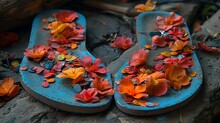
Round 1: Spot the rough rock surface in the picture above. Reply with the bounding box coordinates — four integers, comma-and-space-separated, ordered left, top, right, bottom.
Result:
1, 5, 220, 123
86, 12, 137, 66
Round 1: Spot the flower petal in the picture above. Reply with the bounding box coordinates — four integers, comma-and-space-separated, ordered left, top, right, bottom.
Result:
152, 35, 167, 47
118, 78, 134, 95
129, 49, 149, 67
55, 10, 78, 23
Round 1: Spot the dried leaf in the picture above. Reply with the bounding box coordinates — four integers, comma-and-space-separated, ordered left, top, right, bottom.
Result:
135, 0, 156, 13
155, 12, 184, 31
0, 78, 20, 97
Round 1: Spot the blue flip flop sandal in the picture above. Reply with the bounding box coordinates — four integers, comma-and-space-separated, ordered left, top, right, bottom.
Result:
20, 9, 112, 113
114, 11, 203, 115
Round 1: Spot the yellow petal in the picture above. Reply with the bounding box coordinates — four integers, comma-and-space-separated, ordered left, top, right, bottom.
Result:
170, 51, 178, 56
145, 45, 151, 49
46, 78, 55, 83
133, 99, 147, 106
161, 51, 171, 57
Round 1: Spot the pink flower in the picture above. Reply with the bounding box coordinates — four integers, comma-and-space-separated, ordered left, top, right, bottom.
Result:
75, 88, 99, 103
78, 56, 109, 78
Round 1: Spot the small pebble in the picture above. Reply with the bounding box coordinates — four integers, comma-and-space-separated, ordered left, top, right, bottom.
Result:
90, 83, 94, 88
40, 61, 46, 67
44, 61, 53, 70
42, 82, 49, 88
47, 17, 55, 22
73, 84, 82, 93
146, 102, 158, 107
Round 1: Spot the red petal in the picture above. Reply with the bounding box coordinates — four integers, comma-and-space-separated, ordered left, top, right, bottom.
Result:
78, 56, 92, 68
153, 63, 164, 71
129, 49, 149, 67
154, 55, 165, 61
164, 57, 179, 63
44, 73, 55, 78
32, 66, 45, 74
55, 10, 78, 23
112, 36, 133, 50
198, 42, 219, 53
151, 81, 169, 96
152, 35, 167, 47
178, 57, 194, 68
94, 67, 109, 74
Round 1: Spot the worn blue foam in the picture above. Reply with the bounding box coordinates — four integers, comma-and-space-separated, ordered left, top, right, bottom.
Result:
20, 9, 112, 113
114, 11, 203, 115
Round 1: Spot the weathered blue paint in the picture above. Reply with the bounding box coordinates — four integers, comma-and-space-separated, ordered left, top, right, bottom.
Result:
19, 9, 112, 113
114, 11, 203, 115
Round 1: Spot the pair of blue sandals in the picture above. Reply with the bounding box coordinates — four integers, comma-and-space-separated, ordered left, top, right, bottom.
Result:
20, 9, 202, 115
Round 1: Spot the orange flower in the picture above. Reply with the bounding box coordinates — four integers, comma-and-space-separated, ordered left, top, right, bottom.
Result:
129, 49, 149, 67
50, 23, 69, 35
57, 67, 86, 85
48, 25, 84, 44
135, 0, 156, 13
164, 57, 194, 69
168, 27, 189, 41
24, 45, 50, 59
145, 72, 169, 96
118, 78, 148, 99
93, 76, 114, 98
164, 63, 191, 90
156, 12, 184, 31
169, 40, 188, 52
78, 56, 109, 78
135, 73, 149, 84
54, 10, 78, 23
0, 78, 20, 97
75, 88, 99, 103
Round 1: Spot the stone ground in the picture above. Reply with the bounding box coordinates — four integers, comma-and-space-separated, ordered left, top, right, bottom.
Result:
1, 2, 220, 123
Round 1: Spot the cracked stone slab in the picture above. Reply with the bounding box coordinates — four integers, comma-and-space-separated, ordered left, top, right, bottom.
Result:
1, 6, 219, 123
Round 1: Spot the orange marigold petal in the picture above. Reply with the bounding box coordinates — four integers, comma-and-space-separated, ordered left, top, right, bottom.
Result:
0, 78, 14, 96
145, 44, 151, 49
118, 78, 134, 94
133, 93, 148, 99
135, 84, 147, 93
160, 51, 171, 57
189, 71, 197, 77
71, 43, 78, 49
133, 99, 147, 106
